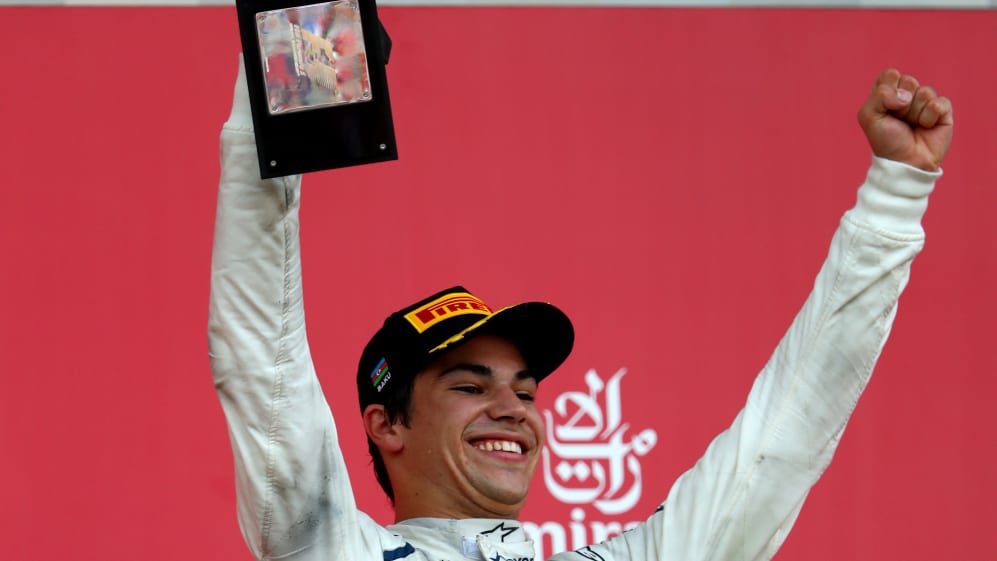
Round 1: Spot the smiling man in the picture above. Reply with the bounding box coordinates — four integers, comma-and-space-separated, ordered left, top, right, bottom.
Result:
355, 291, 573, 521
209, 58, 952, 561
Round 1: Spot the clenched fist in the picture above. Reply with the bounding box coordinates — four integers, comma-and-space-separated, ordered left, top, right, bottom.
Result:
857, 68, 954, 172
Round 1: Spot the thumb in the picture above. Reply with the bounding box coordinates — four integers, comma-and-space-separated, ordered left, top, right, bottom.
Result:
881, 85, 913, 113
858, 69, 911, 131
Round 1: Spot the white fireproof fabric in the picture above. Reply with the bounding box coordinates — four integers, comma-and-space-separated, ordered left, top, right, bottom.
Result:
208, 60, 940, 561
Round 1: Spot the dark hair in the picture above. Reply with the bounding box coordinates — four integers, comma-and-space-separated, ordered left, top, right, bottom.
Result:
367, 371, 416, 503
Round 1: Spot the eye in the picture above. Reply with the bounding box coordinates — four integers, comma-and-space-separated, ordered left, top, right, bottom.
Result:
516, 391, 536, 402
453, 385, 483, 395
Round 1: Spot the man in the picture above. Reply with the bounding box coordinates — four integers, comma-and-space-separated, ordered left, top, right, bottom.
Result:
208, 57, 953, 561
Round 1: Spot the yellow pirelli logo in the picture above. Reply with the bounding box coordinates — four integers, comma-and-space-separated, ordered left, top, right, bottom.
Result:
404, 292, 492, 333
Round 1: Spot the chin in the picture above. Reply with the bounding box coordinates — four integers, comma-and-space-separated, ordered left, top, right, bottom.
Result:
483, 485, 530, 509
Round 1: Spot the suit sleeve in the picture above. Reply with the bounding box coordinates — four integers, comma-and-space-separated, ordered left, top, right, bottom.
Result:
559, 157, 939, 561
207, 57, 394, 561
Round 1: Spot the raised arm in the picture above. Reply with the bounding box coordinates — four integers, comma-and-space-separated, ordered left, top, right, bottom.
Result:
208, 57, 390, 561
565, 70, 953, 561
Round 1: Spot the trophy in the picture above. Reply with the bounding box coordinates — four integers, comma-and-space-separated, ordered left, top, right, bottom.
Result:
236, 0, 397, 177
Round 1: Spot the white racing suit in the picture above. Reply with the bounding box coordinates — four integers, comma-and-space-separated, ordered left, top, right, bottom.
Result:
208, 61, 940, 561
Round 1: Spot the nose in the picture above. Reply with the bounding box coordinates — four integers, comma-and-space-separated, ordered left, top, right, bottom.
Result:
487, 385, 528, 422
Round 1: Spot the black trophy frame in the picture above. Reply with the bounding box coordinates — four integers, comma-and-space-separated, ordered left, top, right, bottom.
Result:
236, 0, 397, 178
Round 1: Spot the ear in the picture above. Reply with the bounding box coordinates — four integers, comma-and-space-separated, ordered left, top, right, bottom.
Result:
363, 404, 404, 453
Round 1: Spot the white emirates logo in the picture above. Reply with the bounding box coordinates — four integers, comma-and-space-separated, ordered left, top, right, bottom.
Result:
542, 367, 658, 514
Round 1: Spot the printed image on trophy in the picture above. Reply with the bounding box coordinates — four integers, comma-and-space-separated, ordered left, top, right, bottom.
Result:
256, 2, 372, 115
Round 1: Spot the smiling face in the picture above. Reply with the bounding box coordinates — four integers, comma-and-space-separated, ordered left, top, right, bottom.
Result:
387, 334, 544, 520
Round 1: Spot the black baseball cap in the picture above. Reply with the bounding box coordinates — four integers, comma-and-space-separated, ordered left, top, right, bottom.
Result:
356, 286, 574, 412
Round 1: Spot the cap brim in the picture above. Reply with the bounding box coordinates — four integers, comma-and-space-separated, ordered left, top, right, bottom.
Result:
428, 302, 574, 382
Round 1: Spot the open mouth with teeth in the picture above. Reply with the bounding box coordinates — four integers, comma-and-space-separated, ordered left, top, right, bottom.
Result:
472, 440, 524, 454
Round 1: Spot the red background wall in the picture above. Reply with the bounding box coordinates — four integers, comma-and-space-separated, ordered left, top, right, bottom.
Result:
1, 6, 994, 560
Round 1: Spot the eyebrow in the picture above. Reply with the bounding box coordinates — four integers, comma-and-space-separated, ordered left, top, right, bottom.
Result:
439, 363, 534, 381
